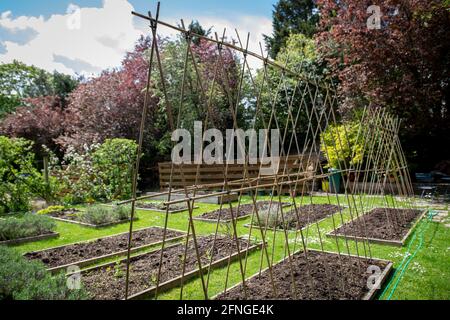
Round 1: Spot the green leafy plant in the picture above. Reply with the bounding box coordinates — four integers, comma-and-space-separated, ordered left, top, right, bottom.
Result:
78, 205, 131, 226
255, 206, 296, 229
320, 122, 365, 170
36, 205, 65, 215
0, 136, 51, 213
113, 262, 124, 279
92, 139, 137, 201
0, 246, 88, 300
0, 214, 56, 241
50, 139, 138, 205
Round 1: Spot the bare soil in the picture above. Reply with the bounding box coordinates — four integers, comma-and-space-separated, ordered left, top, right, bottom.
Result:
253, 204, 342, 230
197, 201, 290, 221
24, 227, 184, 269
331, 208, 422, 241
217, 250, 389, 300
81, 235, 251, 300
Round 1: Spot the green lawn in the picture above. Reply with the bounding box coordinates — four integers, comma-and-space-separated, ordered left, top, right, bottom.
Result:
10, 195, 450, 300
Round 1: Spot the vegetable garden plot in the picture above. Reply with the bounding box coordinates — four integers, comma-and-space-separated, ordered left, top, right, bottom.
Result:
248, 204, 342, 231
79, 235, 261, 300
24, 227, 185, 273
327, 208, 426, 246
193, 201, 291, 223
115, 4, 419, 300
215, 250, 392, 300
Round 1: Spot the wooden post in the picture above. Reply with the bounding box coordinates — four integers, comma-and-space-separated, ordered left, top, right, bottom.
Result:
43, 156, 49, 185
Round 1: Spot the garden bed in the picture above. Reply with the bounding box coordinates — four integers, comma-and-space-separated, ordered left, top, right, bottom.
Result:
24, 227, 185, 273
247, 204, 342, 231
47, 207, 136, 228
0, 214, 59, 245
327, 208, 426, 246
193, 201, 291, 223
215, 249, 392, 300
79, 235, 261, 300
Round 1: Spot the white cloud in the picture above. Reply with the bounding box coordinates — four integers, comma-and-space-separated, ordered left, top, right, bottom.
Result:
0, 0, 272, 76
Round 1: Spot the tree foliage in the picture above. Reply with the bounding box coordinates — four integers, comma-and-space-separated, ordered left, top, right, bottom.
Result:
316, 0, 450, 170
0, 60, 78, 117
265, 0, 320, 59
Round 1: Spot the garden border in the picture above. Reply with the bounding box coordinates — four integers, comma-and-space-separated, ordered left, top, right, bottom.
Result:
325, 208, 428, 247
0, 231, 59, 246
25, 226, 186, 274
211, 248, 393, 300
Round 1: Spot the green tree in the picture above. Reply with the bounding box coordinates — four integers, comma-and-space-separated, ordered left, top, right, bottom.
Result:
264, 0, 320, 59
0, 60, 78, 118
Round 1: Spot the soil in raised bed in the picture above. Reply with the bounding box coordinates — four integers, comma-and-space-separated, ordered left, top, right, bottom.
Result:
24, 227, 184, 269
330, 208, 422, 241
197, 201, 290, 221
217, 250, 389, 300
253, 204, 342, 230
81, 235, 251, 300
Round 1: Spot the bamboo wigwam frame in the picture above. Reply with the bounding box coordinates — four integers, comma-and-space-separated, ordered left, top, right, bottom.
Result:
88, 2, 421, 300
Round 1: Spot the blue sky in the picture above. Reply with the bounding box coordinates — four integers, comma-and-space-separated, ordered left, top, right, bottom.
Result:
0, 1, 277, 19
0, 0, 276, 75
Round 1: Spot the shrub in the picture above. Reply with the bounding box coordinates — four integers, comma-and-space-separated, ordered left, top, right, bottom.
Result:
92, 139, 137, 201
256, 206, 296, 229
0, 214, 56, 241
78, 205, 131, 225
320, 122, 365, 170
51, 139, 138, 205
0, 136, 37, 213
0, 246, 88, 300
37, 205, 65, 215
